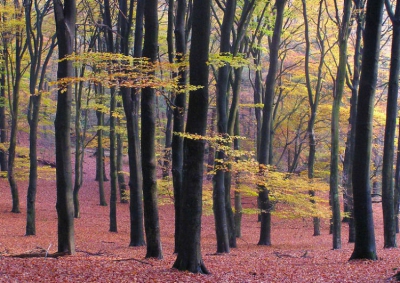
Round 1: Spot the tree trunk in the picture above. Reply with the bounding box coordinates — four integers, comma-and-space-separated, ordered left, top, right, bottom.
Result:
381, 0, 400, 248
96, 106, 107, 206
257, 0, 286, 246
8, 0, 24, 214
0, 58, 6, 171
53, 0, 76, 254
117, 131, 127, 203
213, 0, 237, 254
173, 0, 211, 273
109, 91, 118, 232
25, 4, 56, 231
343, 0, 365, 243
141, 0, 162, 259
103, 0, 118, 233
172, 0, 187, 254
350, 0, 384, 261
120, 0, 145, 247
302, 0, 326, 236
329, 0, 352, 250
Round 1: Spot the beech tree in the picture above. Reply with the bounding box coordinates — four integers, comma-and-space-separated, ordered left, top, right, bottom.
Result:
350, 0, 385, 261
329, 0, 352, 250
53, 0, 76, 254
141, 0, 162, 259
380, 0, 400, 248
213, 0, 237, 254
171, 0, 189, 253
257, 0, 287, 246
25, 0, 56, 235
120, 0, 146, 247
173, 0, 211, 273
7, 0, 26, 214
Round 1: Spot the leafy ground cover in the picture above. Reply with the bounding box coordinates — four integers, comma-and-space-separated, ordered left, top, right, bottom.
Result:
0, 153, 400, 282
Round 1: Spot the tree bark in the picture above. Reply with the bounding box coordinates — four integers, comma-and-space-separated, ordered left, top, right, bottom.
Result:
26, 0, 55, 234
213, 0, 237, 254
141, 0, 163, 259
257, 0, 286, 246
350, 0, 384, 261
53, 0, 76, 254
380, 0, 400, 248
330, 0, 352, 250
173, 0, 211, 273
8, 0, 25, 214
172, 0, 187, 254
120, 0, 145, 247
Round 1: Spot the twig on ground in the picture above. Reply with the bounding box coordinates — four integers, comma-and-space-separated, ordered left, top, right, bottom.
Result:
113, 258, 153, 265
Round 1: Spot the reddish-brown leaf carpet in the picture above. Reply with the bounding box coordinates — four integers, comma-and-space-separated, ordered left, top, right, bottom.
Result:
0, 154, 399, 282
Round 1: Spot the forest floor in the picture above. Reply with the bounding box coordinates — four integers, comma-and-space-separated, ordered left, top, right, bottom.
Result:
1, 149, 400, 282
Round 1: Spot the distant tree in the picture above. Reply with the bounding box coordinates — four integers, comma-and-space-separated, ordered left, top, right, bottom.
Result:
301, 0, 327, 236
380, 0, 400, 248
102, 0, 117, 233
173, 0, 211, 273
7, 0, 27, 214
350, 0, 384, 261
53, 0, 76, 254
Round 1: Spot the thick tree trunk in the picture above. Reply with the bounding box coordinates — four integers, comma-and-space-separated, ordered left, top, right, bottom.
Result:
53, 0, 76, 255
350, 0, 384, 261
141, 0, 162, 259
173, 0, 211, 273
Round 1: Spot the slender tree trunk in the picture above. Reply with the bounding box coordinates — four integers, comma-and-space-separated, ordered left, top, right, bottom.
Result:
172, 0, 187, 254
343, 0, 364, 243
109, 90, 118, 232
302, 0, 326, 236
103, 0, 118, 232
213, 0, 237, 254
0, 57, 6, 171
117, 131, 127, 203
26, 15, 55, 232
141, 0, 162, 259
96, 106, 107, 206
120, 0, 145, 247
330, 0, 352, 250
257, 0, 286, 246
381, 0, 400, 248
350, 0, 384, 261
8, 0, 24, 214
53, 0, 76, 254
173, 0, 211, 273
